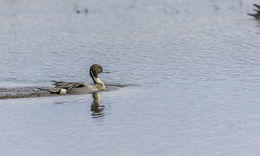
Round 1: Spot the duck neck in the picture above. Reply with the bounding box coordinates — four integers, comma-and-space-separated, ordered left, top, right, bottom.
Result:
90, 71, 105, 89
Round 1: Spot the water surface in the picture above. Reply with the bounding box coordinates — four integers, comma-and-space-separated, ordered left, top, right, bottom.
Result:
0, 0, 260, 155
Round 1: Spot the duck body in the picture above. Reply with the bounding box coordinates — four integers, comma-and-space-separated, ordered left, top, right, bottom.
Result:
52, 81, 105, 94
48, 64, 106, 95
248, 4, 260, 19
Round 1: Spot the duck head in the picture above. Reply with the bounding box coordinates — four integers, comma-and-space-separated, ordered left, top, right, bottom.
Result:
89, 64, 104, 84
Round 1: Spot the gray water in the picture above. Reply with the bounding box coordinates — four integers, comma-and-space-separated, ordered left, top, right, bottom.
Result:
1, 0, 260, 155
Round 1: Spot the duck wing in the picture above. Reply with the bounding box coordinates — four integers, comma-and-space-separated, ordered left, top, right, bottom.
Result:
253, 4, 260, 9
248, 12, 260, 19
53, 81, 85, 89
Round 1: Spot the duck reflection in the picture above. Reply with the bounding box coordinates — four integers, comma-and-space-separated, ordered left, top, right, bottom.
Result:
91, 92, 105, 118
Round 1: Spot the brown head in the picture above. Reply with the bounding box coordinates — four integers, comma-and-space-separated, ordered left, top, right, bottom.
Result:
89, 64, 103, 84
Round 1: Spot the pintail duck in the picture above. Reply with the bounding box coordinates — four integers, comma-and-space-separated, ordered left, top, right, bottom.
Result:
248, 4, 260, 19
48, 64, 106, 94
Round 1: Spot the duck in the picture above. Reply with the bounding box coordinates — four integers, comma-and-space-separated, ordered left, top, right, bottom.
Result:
248, 4, 260, 19
48, 64, 106, 94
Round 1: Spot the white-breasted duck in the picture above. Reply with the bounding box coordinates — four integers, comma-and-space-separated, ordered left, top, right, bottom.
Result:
49, 64, 106, 94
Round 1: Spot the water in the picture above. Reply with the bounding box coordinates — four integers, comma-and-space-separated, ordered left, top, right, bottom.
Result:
1, 0, 260, 155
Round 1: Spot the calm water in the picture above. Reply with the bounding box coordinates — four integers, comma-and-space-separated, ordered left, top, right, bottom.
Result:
1, 0, 260, 155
